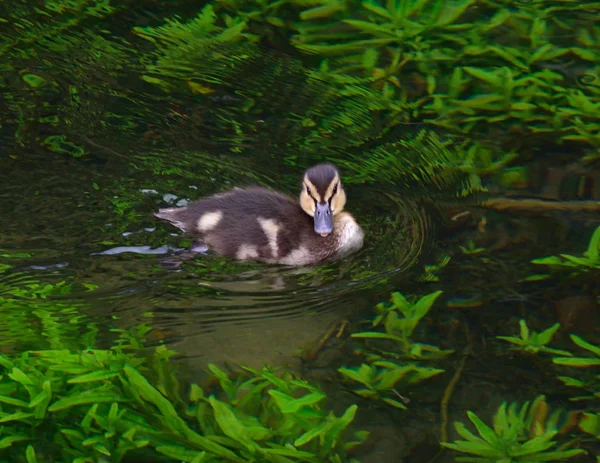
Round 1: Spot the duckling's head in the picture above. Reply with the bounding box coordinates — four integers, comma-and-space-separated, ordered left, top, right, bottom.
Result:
299, 163, 347, 237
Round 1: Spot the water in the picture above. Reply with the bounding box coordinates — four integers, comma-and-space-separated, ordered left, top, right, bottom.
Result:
2, 2, 600, 462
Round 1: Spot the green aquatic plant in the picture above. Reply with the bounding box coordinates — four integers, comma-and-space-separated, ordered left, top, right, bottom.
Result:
339, 290, 450, 408
353, 290, 452, 361
338, 361, 442, 409
0, 336, 366, 462
497, 320, 572, 357
134, 3, 251, 89
577, 413, 600, 463
531, 225, 600, 274
269, 0, 600, 166
552, 335, 600, 402
442, 396, 586, 462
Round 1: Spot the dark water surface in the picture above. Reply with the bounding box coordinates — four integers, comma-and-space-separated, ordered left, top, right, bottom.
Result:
0, 48, 446, 371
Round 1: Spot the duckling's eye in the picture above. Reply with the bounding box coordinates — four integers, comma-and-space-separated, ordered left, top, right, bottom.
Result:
306, 186, 312, 196
332, 183, 339, 195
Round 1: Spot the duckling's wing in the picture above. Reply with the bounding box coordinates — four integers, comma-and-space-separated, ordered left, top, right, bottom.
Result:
154, 187, 299, 234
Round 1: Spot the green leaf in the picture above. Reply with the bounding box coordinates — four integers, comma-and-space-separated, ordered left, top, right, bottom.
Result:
294, 421, 330, 446
48, 392, 123, 412
68, 370, 119, 384
156, 446, 207, 462
300, 4, 345, 20
207, 364, 236, 399
261, 447, 317, 459
0, 411, 34, 423
536, 323, 560, 346
553, 357, 600, 367
61, 429, 85, 443
454, 421, 486, 443
338, 367, 370, 386
268, 390, 325, 413
123, 366, 242, 461
189, 384, 204, 403
511, 102, 537, 111
481, 8, 510, 31
520, 274, 551, 282
512, 433, 556, 456
463, 67, 502, 86
467, 411, 498, 446
492, 403, 508, 435
382, 398, 407, 409
92, 444, 111, 456
8, 368, 34, 386
343, 19, 395, 38
454, 95, 504, 108
31, 380, 52, 419
26, 445, 37, 463
570, 335, 600, 357
560, 254, 592, 267
362, 1, 393, 20
390, 292, 410, 308
0, 435, 30, 449
351, 332, 403, 342
0, 395, 29, 407
412, 290, 443, 319
579, 413, 600, 437
585, 226, 600, 262
209, 396, 256, 449
434, 0, 474, 27
519, 319, 529, 341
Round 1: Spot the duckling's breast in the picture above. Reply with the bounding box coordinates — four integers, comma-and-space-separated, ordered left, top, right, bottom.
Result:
333, 212, 364, 258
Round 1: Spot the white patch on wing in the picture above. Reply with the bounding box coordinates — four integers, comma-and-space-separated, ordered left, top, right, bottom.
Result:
257, 217, 280, 258
197, 211, 223, 232
237, 244, 259, 260
280, 246, 313, 266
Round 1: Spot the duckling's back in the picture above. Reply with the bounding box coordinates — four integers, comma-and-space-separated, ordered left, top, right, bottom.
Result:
155, 187, 320, 263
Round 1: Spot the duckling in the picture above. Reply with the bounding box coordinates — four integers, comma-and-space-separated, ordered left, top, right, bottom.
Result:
154, 163, 364, 265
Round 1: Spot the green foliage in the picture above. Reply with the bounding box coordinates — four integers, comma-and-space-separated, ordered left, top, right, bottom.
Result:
553, 335, 600, 401
442, 396, 586, 462
278, 0, 600, 162
578, 412, 600, 461
134, 4, 251, 88
338, 361, 442, 409
497, 320, 572, 356
339, 290, 450, 408
0, 327, 152, 462
531, 225, 600, 274
0, 336, 365, 462
353, 290, 452, 360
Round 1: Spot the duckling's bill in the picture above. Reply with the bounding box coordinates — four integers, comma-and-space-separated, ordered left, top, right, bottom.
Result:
314, 202, 333, 237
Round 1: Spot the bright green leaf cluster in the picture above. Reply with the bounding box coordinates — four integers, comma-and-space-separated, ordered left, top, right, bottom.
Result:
497, 320, 572, 356
531, 225, 600, 274
0, 341, 366, 462
339, 361, 443, 409
354, 290, 452, 360
553, 335, 600, 402
340, 290, 450, 408
442, 396, 586, 462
